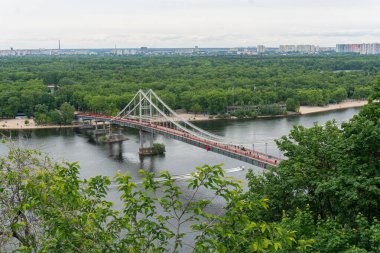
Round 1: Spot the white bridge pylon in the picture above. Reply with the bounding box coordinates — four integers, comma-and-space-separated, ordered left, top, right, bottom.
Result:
114, 89, 232, 144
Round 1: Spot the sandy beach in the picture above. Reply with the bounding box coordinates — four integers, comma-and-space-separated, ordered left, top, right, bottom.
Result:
0, 118, 77, 130
175, 113, 213, 122
299, 100, 368, 115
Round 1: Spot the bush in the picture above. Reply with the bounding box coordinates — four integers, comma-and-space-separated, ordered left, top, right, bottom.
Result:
286, 98, 300, 112
153, 143, 166, 155
230, 109, 258, 119
258, 104, 286, 116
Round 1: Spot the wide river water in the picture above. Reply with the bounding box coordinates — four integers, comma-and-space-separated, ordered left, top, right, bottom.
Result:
0, 108, 361, 251
0, 108, 360, 180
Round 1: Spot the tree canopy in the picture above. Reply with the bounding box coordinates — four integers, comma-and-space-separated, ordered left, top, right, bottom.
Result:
0, 55, 377, 119
244, 77, 380, 252
0, 146, 312, 252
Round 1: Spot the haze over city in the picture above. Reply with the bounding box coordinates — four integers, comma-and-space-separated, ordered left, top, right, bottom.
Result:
1, 0, 380, 49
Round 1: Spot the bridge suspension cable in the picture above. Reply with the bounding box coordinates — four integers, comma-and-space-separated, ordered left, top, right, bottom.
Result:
114, 89, 233, 144
77, 89, 282, 168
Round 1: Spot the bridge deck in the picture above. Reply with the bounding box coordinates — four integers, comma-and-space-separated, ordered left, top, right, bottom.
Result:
77, 113, 281, 169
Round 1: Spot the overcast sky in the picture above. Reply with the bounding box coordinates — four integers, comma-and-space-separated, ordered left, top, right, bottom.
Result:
1, 0, 379, 49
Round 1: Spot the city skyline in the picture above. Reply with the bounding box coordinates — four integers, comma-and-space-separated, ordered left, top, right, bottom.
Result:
1, 0, 380, 49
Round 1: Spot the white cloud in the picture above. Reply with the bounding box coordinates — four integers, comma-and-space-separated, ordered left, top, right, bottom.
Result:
0, 0, 379, 49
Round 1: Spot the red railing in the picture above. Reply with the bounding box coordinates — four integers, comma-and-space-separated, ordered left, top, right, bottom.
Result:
77, 113, 281, 166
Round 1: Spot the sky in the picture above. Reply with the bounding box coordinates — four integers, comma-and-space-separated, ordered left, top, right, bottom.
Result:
0, 0, 380, 49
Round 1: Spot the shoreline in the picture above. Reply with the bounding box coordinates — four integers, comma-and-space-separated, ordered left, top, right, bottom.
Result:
299, 100, 367, 115
0, 125, 80, 130
0, 100, 368, 130
0, 118, 79, 131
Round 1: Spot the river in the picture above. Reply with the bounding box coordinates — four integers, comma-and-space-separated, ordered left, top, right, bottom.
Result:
0, 108, 361, 251
0, 108, 360, 180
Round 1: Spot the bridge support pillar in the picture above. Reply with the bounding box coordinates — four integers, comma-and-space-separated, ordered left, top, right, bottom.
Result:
118, 141, 123, 160
139, 130, 153, 148
150, 132, 153, 147
139, 130, 155, 156
108, 141, 124, 161
140, 130, 144, 148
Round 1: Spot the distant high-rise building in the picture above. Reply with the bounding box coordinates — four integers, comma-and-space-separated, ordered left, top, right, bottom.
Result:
336, 43, 380, 54
123, 49, 138, 55
295, 45, 317, 54
361, 43, 380, 54
257, 45, 266, 53
280, 44, 318, 54
279, 45, 296, 53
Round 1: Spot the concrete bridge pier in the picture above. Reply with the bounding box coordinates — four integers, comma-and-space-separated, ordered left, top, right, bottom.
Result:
139, 130, 154, 148
109, 141, 123, 161
104, 124, 128, 143
139, 130, 144, 148
94, 120, 107, 131
82, 121, 127, 144
79, 119, 94, 131
84, 119, 92, 126
139, 130, 155, 156
93, 120, 108, 141
117, 141, 123, 160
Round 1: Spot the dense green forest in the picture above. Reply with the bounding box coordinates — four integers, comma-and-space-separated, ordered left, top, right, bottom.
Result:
0, 55, 377, 121
1, 78, 379, 252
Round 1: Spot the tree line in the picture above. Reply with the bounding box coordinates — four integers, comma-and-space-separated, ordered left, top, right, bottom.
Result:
0, 55, 377, 121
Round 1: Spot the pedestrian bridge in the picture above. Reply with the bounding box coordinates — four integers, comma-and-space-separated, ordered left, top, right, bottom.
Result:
76, 90, 282, 169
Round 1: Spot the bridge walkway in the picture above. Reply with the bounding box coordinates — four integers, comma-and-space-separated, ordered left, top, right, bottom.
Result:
77, 113, 280, 169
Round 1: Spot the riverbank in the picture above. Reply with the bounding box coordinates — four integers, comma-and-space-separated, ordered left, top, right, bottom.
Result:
0, 119, 78, 130
179, 100, 367, 122
299, 100, 368, 115
176, 113, 214, 122
0, 100, 367, 130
